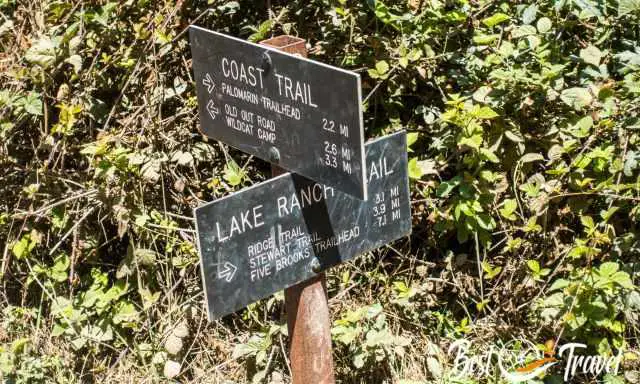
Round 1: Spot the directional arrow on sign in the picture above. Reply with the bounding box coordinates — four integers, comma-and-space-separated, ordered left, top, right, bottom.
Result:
218, 262, 237, 282
202, 73, 215, 93
206, 100, 219, 120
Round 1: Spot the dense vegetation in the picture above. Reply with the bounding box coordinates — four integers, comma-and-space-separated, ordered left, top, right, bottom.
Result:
1, 0, 640, 382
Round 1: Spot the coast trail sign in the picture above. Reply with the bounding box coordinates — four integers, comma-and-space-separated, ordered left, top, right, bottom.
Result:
190, 26, 367, 200
195, 132, 411, 320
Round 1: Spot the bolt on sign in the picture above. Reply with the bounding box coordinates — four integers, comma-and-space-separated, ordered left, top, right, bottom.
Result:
189, 26, 367, 200
195, 132, 411, 320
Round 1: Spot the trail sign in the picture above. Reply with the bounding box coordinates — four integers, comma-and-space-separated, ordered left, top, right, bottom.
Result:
190, 26, 367, 200
195, 132, 411, 320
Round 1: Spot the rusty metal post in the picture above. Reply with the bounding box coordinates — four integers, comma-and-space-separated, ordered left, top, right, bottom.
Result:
260, 35, 336, 384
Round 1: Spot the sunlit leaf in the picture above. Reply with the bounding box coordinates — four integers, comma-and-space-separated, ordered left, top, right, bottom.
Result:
482, 13, 510, 27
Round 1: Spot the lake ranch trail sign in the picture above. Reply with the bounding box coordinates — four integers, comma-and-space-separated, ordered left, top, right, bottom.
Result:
195, 132, 411, 320
190, 26, 367, 200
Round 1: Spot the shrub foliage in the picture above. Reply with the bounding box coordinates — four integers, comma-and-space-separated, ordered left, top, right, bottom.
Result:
0, 0, 639, 382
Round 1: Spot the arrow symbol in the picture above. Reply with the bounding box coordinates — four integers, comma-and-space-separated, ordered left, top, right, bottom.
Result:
202, 73, 215, 93
206, 100, 219, 120
218, 262, 237, 282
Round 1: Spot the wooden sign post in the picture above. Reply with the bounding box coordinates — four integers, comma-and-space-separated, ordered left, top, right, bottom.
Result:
260, 35, 336, 384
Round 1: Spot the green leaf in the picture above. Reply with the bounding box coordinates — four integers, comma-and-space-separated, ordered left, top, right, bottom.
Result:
375, 60, 389, 74
66, 54, 82, 73
51, 323, 68, 337
598, 262, 619, 277
600, 206, 619, 222
92, 3, 117, 27
81, 321, 113, 343
476, 213, 496, 231
570, 116, 593, 138
19, 91, 43, 116
406, 132, 419, 152
24, 36, 58, 68
536, 17, 552, 33
568, 244, 592, 259
504, 130, 524, 142
247, 19, 274, 42
353, 352, 366, 368
520, 153, 544, 163
101, 282, 128, 307
527, 259, 541, 273
332, 324, 358, 345
134, 248, 157, 266
223, 160, 245, 186
11, 338, 30, 354
50, 296, 72, 317
481, 260, 502, 279
624, 151, 639, 177
548, 278, 570, 291
474, 106, 499, 119
603, 374, 626, 384
560, 87, 593, 110
12, 235, 36, 259
365, 328, 394, 347
50, 206, 68, 229
112, 301, 139, 325
473, 34, 499, 45
500, 199, 518, 220
139, 287, 161, 310
408, 157, 423, 179
479, 148, 499, 163
393, 281, 409, 294
573, 0, 602, 18
618, 0, 640, 16
458, 133, 483, 150
610, 271, 634, 289
366, 303, 383, 319
511, 25, 537, 38
232, 340, 261, 359
51, 253, 70, 282
473, 86, 492, 103
522, 4, 538, 24
581, 215, 595, 232
436, 176, 461, 198
369, 60, 391, 79
482, 13, 510, 27
168, 150, 192, 167
524, 216, 542, 232
476, 299, 489, 312
580, 45, 603, 67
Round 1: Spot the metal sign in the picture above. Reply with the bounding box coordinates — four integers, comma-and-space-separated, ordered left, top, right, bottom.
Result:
189, 26, 367, 200
195, 132, 411, 320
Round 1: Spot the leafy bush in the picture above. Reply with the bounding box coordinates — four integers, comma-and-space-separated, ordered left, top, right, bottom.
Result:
1, 0, 639, 382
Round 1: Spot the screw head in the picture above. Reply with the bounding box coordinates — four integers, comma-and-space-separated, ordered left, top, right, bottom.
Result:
261, 52, 272, 72
311, 259, 321, 273
268, 146, 280, 163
